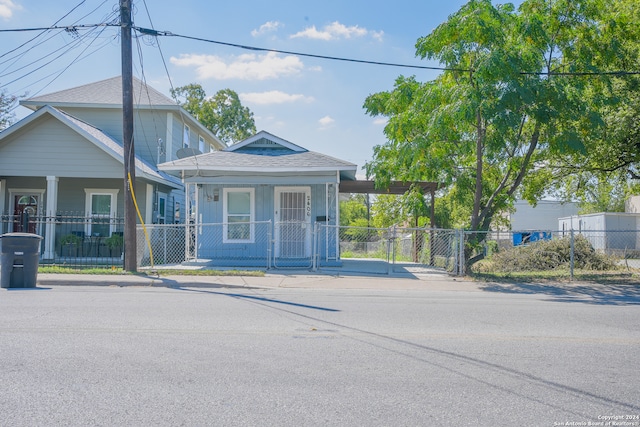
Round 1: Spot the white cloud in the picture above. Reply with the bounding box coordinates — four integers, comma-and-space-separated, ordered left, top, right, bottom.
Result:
0, 0, 22, 20
251, 21, 283, 37
373, 117, 388, 126
290, 21, 383, 41
170, 51, 304, 81
318, 115, 335, 129
240, 90, 314, 105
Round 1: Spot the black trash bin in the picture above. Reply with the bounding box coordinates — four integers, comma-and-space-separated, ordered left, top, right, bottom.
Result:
0, 233, 43, 288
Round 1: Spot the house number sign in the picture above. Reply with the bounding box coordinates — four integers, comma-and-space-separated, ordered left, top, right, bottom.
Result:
306, 195, 311, 217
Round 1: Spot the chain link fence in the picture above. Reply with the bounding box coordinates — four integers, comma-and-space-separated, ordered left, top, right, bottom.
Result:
462, 229, 640, 278
4, 210, 637, 279
136, 221, 273, 269
315, 224, 460, 275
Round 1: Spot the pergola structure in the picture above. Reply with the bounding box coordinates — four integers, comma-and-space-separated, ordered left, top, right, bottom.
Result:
338, 180, 441, 227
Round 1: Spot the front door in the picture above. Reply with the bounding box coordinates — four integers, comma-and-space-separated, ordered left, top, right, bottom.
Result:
13, 194, 39, 233
274, 187, 311, 258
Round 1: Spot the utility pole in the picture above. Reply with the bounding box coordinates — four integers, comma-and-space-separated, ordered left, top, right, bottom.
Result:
121, 0, 137, 271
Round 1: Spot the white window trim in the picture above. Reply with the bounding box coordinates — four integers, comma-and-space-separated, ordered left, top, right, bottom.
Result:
198, 135, 205, 153
157, 191, 167, 224
183, 124, 190, 149
84, 189, 119, 237
222, 187, 255, 243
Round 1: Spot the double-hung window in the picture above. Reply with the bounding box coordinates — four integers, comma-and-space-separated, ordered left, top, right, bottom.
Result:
85, 189, 118, 237
223, 188, 254, 243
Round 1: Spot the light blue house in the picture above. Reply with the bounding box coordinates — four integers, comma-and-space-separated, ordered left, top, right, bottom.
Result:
159, 131, 357, 267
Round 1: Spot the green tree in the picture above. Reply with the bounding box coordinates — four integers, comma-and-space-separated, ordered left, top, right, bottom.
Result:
363, 0, 624, 265
339, 194, 368, 226
339, 194, 372, 242
370, 186, 431, 229
0, 87, 18, 131
539, 0, 640, 204
171, 84, 256, 145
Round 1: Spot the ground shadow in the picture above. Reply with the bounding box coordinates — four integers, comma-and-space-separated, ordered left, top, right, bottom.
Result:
479, 280, 640, 305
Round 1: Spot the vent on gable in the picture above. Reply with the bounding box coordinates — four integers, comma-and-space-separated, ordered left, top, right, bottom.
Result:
247, 138, 279, 148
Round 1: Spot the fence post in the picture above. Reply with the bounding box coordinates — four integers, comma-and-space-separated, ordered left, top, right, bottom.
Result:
570, 228, 574, 281
22, 211, 30, 232
267, 220, 272, 270
312, 222, 318, 271
458, 229, 466, 276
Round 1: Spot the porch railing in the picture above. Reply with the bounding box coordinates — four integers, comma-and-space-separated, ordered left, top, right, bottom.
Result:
1, 212, 125, 268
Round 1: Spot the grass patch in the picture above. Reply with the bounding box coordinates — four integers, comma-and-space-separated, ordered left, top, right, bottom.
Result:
38, 266, 128, 275
471, 269, 640, 286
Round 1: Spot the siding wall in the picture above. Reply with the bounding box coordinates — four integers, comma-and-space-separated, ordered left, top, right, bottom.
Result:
60, 107, 168, 167
0, 116, 123, 178
510, 200, 579, 231
0, 175, 150, 218
198, 184, 329, 224
196, 183, 333, 260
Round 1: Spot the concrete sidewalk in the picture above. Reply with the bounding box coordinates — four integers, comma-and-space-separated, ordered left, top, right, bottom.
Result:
34, 270, 481, 292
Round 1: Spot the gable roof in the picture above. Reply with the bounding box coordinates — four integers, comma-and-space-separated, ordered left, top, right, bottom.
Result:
159, 130, 357, 181
19, 76, 226, 151
0, 105, 181, 188
226, 130, 306, 153
21, 76, 177, 110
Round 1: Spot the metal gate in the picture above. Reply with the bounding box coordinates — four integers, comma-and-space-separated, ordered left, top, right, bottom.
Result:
274, 187, 312, 267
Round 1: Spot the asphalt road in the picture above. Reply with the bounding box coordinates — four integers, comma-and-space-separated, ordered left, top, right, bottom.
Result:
1, 284, 639, 426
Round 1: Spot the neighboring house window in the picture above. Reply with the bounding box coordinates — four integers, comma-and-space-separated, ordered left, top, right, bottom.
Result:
157, 193, 167, 224
183, 125, 190, 148
198, 135, 205, 153
223, 188, 254, 243
85, 189, 118, 237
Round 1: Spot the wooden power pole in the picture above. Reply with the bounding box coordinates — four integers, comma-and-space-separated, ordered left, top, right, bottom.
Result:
120, 0, 137, 271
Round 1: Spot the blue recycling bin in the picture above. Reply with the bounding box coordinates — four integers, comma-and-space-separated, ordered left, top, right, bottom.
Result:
0, 233, 43, 288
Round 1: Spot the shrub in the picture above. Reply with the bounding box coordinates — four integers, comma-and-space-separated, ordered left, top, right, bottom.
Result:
477, 235, 617, 273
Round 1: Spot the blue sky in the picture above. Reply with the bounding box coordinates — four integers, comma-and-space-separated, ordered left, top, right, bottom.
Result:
1, 0, 478, 176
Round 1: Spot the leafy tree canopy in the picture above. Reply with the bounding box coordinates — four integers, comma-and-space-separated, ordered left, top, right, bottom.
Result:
363, 0, 636, 263
0, 87, 18, 131
171, 84, 256, 146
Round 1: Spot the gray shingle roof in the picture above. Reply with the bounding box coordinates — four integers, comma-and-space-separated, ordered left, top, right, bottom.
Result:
22, 76, 177, 107
161, 150, 356, 172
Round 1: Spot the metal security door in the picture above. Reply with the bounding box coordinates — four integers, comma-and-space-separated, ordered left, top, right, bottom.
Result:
274, 187, 311, 260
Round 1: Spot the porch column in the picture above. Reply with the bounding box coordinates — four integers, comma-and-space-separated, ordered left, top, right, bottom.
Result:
0, 179, 5, 215
44, 176, 59, 259
145, 183, 153, 225
184, 182, 190, 261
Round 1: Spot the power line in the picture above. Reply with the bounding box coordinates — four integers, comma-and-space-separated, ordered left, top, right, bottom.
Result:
0, 24, 118, 33
135, 27, 640, 77
0, 0, 89, 60
134, 27, 461, 73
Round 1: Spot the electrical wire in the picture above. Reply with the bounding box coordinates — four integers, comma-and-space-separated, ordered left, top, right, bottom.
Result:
0, 0, 119, 97
135, 27, 640, 77
136, 27, 463, 73
0, 23, 115, 95
137, 0, 204, 177
4, 22, 638, 77
0, 0, 88, 60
